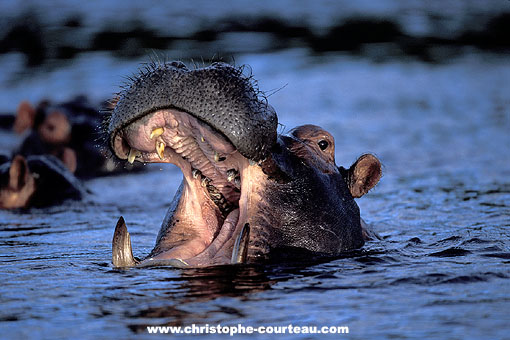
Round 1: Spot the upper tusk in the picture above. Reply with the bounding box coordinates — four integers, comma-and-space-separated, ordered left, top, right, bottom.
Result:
150, 127, 164, 139
156, 141, 166, 160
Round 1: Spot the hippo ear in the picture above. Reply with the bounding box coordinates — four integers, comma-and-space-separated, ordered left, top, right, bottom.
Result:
60, 147, 77, 173
342, 154, 382, 198
13, 101, 36, 134
9, 155, 30, 191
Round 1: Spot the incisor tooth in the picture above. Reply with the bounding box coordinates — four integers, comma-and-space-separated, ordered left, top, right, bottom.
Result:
128, 149, 140, 164
150, 127, 164, 139
156, 141, 165, 160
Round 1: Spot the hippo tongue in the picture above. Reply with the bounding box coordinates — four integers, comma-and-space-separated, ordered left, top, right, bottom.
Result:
141, 208, 244, 267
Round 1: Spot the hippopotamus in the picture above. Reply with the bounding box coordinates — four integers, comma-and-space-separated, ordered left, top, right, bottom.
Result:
0, 154, 85, 209
107, 61, 381, 268
14, 96, 144, 178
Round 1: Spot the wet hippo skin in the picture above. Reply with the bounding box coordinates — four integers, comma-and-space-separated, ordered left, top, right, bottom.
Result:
106, 61, 382, 268
0, 154, 85, 209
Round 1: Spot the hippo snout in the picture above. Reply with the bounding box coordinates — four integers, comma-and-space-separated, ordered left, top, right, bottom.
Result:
106, 62, 278, 162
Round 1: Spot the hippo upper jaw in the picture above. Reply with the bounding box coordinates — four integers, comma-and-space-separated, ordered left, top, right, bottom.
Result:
111, 108, 259, 267
106, 61, 280, 268
106, 61, 278, 162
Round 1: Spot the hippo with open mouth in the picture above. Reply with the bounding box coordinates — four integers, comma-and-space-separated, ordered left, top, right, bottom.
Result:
106, 61, 381, 268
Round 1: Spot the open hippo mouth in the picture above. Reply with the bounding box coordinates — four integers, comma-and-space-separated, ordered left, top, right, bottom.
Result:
106, 61, 278, 267
112, 109, 253, 266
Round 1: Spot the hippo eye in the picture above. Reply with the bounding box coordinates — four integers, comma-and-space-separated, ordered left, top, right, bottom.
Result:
318, 140, 329, 151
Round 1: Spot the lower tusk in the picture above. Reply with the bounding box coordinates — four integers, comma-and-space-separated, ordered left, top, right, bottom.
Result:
231, 223, 250, 264
112, 216, 139, 267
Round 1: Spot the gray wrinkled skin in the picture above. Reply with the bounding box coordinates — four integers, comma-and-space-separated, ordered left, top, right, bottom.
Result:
246, 138, 364, 260
107, 61, 278, 161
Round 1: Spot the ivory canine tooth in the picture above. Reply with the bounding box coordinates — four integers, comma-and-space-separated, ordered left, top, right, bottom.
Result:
214, 152, 220, 162
150, 127, 164, 139
156, 141, 165, 160
127, 148, 140, 164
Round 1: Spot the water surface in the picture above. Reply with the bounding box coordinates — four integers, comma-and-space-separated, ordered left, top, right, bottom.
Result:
1, 51, 509, 339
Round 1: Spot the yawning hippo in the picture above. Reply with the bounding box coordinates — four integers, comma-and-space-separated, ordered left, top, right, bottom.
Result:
106, 61, 381, 268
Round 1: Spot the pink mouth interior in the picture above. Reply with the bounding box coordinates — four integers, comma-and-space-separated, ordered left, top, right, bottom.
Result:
112, 108, 249, 266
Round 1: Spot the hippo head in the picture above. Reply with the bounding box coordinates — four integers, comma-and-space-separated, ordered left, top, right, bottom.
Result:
106, 61, 381, 268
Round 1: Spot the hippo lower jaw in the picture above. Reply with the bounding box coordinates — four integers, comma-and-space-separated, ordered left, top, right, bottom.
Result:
111, 108, 257, 267
108, 61, 382, 268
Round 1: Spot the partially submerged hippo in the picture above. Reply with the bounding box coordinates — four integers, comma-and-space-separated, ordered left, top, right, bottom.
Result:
0, 154, 85, 209
14, 96, 144, 178
107, 61, 381, 268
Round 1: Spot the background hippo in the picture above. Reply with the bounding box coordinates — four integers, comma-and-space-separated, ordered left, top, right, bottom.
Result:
107, 61, 381, 267
0, 154, 85, 209
12, 96, 145, 178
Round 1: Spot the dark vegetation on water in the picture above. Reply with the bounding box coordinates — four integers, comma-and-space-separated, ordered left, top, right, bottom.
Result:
1, 11, 510, 66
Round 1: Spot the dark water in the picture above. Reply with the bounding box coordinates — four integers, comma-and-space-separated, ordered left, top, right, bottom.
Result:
1, 50, 509, 339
